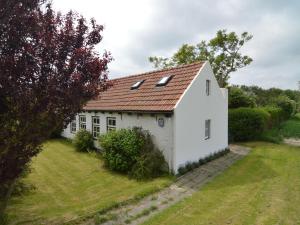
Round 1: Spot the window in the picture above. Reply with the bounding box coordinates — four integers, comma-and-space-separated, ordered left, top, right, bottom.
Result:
156, 75, 173, 87
205, 119, 211, 140
79, 115, 86, 130
107, 117, 116, 131
206, 80, 211, 96
70, 120, 76, 133
131, 80, 145, 90
92, 116, 100, 138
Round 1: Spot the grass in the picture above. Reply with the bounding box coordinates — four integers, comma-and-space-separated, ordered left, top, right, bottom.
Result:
125, 205, 158, 224
279, 113, 300, 138
142, 142, 300, 225
6, 139, 172, 225
260, 113, 300, 143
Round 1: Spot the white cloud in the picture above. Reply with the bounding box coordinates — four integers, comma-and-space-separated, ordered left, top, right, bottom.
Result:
53, 0, 300, 90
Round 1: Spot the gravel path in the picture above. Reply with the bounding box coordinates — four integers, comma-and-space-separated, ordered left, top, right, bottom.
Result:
85, 145, 250, 225
284, 138, 300, 147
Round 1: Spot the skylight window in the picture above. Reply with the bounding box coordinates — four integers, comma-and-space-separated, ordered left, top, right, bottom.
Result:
131, 80, 145, 90
156, 75, 173, 87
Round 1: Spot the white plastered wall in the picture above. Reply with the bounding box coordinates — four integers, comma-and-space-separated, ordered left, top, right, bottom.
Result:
62, 112, 174, 170
173, 62, 228, 172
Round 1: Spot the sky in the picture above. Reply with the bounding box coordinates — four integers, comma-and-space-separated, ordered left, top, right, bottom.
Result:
53, 0, 300, 90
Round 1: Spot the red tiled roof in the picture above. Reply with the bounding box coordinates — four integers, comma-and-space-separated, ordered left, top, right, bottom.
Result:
83, 61, 205, 112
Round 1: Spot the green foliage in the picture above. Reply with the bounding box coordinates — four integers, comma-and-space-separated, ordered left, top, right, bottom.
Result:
229, 108, 270, 142
240, 85, 300, 111
100, 128, 144, 172
259, 113, 300, 143
273, 95, 297, 119
177, 148, 230, 176
130, 149, 167, 180
278, 113, 300, 138
100, 128, 168, 179
229, 87, 256, 108
149, 30, 253, 87
73, 129, 94, 152
259, 129, 283, 144
262, 106, 284, 128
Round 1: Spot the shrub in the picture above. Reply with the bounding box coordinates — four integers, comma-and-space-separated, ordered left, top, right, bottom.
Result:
73, 129, 94, 152
177, 148, 230, 176
229, 107, 270, 142
228, 87, 256, 109
130, 149, 167, 180
100, 127, 168, 179
100, 128, 144, 173
259, 129, 283, 144
273, 95, 297, 119
262, 106, 284, 128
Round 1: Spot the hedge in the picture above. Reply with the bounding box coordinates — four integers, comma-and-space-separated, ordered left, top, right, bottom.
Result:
262, 106, 284, 128
177, 148, 230, 176
229, 107, 270, 142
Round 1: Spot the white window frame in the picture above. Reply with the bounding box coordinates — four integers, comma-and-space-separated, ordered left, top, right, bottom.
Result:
92, 116, 100, 139
156, 75, 173, 87
107, 117, 116, 131
206, 80, 211, 96
131, 80, 145, 90
70, 119, 76, 133
205, 119, 211, 140
79, 115, 86, 130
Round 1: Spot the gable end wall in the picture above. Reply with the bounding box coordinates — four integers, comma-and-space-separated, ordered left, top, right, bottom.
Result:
173, 62, 228, 172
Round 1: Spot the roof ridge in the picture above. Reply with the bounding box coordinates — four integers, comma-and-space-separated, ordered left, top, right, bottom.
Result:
111, 61, 205, 82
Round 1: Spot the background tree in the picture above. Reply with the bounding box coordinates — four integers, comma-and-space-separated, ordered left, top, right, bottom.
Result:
149, 30, 253, 87
0, 0, 111, 215
228, 86, 256, 109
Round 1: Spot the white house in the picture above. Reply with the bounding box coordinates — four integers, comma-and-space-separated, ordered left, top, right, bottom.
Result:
62, 61, 228, 173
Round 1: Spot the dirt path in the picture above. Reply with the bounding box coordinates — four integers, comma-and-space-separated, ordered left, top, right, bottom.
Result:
84, 145, 250, 225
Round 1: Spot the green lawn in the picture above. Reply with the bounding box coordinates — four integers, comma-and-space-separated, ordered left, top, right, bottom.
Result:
279, 113, 300, 138
6, 139, 172, 225
143, 142, 300, 225
261, 113, 300, 142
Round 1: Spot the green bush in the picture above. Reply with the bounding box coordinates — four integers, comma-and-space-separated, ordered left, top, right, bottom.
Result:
100, 128, 144, 173
228, 87, 256, 109
73, 129, 94, 152
229, 107, 270, 142
262, 106, 284, 128
100, 127, 168, 179
273, 95, 297, 119
130, 149, 167, 180
259, 129, 283, 144
177, 148, 230, 176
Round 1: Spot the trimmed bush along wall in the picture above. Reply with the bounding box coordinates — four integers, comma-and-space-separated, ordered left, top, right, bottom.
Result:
73, 129, 94, 152
99, 127, 168, 180
177, 148, 230, 176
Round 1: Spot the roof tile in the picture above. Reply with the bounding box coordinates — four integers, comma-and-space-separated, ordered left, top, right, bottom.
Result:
83, 61, 205, 112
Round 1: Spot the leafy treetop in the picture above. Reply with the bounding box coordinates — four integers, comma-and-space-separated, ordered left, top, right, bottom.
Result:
149, 30, 253, 87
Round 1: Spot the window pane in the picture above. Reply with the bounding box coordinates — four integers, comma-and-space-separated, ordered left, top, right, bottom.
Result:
206, 80, 210, 96
205, 119, 210, 139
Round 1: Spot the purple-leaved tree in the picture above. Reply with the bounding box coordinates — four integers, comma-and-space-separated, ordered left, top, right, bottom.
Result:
0, 0, 112, 214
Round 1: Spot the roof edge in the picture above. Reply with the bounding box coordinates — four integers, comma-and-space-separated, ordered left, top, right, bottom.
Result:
82, 109, 174, 114
173, 61, 208, 109
111, 61, 206, 82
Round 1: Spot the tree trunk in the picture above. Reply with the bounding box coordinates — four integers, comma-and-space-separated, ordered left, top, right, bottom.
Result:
0, 179, 16, 221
